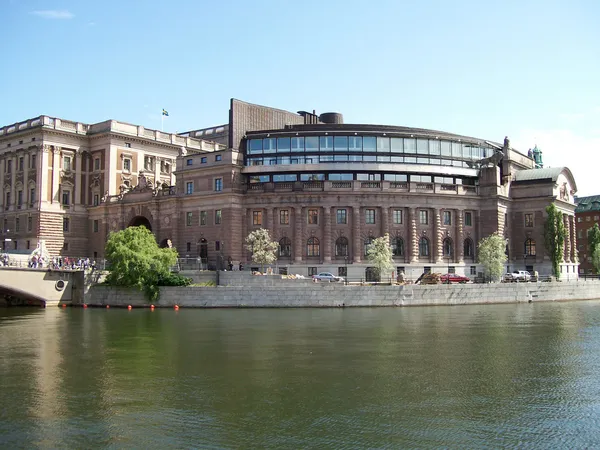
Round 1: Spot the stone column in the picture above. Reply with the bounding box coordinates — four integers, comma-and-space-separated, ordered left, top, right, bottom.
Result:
40, 146, 50, 204
84, 153, 90, 205
570, 215, 577, 263
23, 153, 29, 207
0, 157, 5, 209
323, 206, 332, 262
10, 154, 17, 208
154, 157, 160, 183
381, 207, 389, 237
434, 208, 443, 263
353, 207, 361, 263
294, 206, 303, 263
457, 209, 464, 263
409, 208, 419, 263
52, 147, 61, 203
563, 214, 571, 263
74, 151, 82, 207
265, 208, 273, 235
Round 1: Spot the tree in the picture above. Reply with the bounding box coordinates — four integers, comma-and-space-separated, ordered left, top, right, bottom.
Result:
245, 228, 279, 273
366, 233, 394, 282
477, 233, 507, 282
543, 203, 566, 279
105, 226, 180, 302
588, 223, 600, 273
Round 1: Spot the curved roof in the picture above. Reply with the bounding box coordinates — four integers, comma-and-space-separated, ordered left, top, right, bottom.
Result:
513, 166, 577, 191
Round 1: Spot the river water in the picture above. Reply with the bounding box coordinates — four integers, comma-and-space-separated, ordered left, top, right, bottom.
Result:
2, 302, 600, 449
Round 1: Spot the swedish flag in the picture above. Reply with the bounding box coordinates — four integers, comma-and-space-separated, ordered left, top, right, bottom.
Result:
162, 109, 169, 117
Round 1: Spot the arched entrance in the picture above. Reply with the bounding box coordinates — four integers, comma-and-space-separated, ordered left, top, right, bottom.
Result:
128, 215, 152, 231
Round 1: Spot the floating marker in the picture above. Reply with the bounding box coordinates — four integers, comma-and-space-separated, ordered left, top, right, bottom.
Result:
106, 305, 110, 309
62, 304, 67, 308
83, 304, 88, 309
150, 304, 155, 310
127, 305, 132, 310
174, 305, 179, 311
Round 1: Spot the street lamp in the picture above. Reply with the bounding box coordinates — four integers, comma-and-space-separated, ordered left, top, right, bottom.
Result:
344, 255, 348, 285
447, 252, 452, 284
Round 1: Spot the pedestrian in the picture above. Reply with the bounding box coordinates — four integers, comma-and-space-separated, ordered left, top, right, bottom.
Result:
239, 262, 243, 271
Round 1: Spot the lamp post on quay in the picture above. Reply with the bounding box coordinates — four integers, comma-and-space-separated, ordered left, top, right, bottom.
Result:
344, 255, 348, 285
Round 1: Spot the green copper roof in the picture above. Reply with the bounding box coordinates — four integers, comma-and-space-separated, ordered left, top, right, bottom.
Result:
513, 167, 566, 183
576, 195, 600, 213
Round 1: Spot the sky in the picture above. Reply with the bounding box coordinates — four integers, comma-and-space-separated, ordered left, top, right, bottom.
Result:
1, 0, 599, 196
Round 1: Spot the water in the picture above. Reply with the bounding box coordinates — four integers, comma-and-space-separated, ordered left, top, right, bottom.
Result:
2, 302, 600, 449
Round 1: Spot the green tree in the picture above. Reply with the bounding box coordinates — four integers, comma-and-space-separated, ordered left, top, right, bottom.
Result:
105, 226, 179, 302
477, 232, 507, 282
593, 247, 600, 274
366, 233, 394, 282
245, 228, 279, 273
543, 203, 566, 279
588, 223, 600, 273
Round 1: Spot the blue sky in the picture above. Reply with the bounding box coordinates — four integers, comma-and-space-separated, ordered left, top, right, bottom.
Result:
1, 0, 599, 195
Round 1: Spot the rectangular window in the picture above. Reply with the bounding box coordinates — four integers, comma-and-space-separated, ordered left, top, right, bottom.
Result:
125, 142, 131, 148
93, 220, 99, 233
253, 211, 262, 226
186, 242, 191, 252
200, 211, 207, 226
338, 267, 347, 277
280, 209, 289, 225
419, 210, 428, 225
62, 190, 70, 206
186, 212, 193, 226
26, 240, 30, 250
17, 190, 22, 207
308, 208, 319, 225
31, 154, 36, 169
308, 267, 318, 276
443, 210, 452, 225
63, 242, 68, 251
5, 192, 10, 207
7, 160, 12, 173
63, 217, 70, 233
201, 157, 207, 164
365, 209, 376, 224
215, 209, 222, 225
337, 209, 347, 224
18, 157, 24, 171
186, 158, 193, 166
94, 157, 100, 170
93, 194, 99, 206
215, 154, 222, 162
464, 211, 472, 226
123, 158, 131, 172
27, 216, 32, 232
577, 217, 582, 223
186, 182, 193, 194
393, 209, 403, 225
15, 218, 20, 232
63, 156, 71, 171
524, 213, 534, 227
214, 178, 223, 192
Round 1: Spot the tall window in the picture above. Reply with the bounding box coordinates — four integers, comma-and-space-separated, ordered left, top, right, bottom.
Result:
336, 209, 347, 224
200, 211, 207, 226
27, 216, 32, 232
419, 237, 430, 256
31, 155, 36, 169
365, 209, 375, 224
335, 237, 348, 257
17, 190, 22, 207
93, 194, 99, 206
253, 211, 262, 226
63, 156, 72, 171
18, 157, 24, 171
443, 211, 452, 226
62, 190, 70, 206
93, 220, 99, 233
419, 210, 428, 225
15, 218, 20, 232
279, 237, 291, 257
464, 238, 474, 258
280, 209, 289, 225
186, 182, 193, 194
186, 212, 193, 226
524, 213, 534, 227
7, 160, 11, 174
307, 237, 320, 257
214, 178, 223, 192
391, 237, 404, 257
29, 188, 35, 205
525, 238, 536, 256
215, 209, 222, 225
364, 237, 374, 256
443, 238, 453, 257
464, 211, 472, 226
123, 158, 131, 172
63, 217, 70, 233
308, 208, 318, 225
393, 209, 403, 225
94, 157, 100, 171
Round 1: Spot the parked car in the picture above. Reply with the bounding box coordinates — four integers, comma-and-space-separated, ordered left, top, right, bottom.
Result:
312, 272, 344, 282
439, 273, 471, 284
504, 270, 532, 282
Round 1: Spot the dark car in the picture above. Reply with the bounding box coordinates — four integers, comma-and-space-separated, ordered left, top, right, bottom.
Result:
440, 273, 470, 284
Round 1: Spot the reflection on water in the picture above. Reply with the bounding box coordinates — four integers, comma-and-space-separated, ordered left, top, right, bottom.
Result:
2, 302, 600, 448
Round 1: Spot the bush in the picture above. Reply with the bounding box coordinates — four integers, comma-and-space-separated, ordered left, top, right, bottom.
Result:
157, 272, 193, 286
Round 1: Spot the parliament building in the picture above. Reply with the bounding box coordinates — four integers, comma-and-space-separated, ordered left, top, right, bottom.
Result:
0, 99, 580, 280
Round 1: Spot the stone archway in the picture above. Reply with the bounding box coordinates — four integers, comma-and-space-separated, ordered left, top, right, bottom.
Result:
128, 215, 152, 231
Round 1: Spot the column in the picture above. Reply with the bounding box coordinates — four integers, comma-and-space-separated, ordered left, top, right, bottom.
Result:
74, 151, 82, 207
23, 153, 29, 207
265, 208, 273, 235
40, 146, 50, 205
52, 147, 61, 203
294, 206, 303, 263
353, 207, 361, 263
323, 206, 331, 262
563, 214, 571, 263
456, 209, 464, 263
570, 215, 577, 263
84, 153, 90, 206
241, 208, 248, 262
0, 157, 5, 209
434, 208, 443, 263
409, 208, 419, 263
154, 157, 160, 183
381, 207, 389, 237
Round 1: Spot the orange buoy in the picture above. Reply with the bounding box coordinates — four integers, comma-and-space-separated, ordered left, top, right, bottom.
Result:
127, 305, 132, 310
150, 304, 155, 310
62, 304, 67, 308
106, 305, 110, 309
83, 304, 88, 309
174, 305, 179, 311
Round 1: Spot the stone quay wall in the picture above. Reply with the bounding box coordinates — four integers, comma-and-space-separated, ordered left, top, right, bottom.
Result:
84, 275, 600, 308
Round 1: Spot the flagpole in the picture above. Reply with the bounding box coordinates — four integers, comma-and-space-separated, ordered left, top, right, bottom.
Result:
161, 113, 164, 132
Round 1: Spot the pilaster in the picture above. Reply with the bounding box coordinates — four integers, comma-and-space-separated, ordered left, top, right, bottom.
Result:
74, 151, 82, 207
434, 208, 442, 263
10, 154, 17, 207
381, 206, 389, 237
52, 147, 60, 203
0, 156, 4, 208
353, 207, 361, 263
457, 209, 464, 263
40, 145, 50, 204
323, 206, 331, 262
241, 208, 248, 262
409, 208, 418, 263
294, 206, 302, 263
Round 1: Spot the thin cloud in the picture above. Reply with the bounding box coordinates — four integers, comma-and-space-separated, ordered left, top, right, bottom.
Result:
31, 10, 74, 19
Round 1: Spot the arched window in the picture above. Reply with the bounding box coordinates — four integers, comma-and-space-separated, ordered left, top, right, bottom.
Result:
364, 237, 374, 256
524, 238, 536, 256
279, 237, 291, 257
391, 237, 404, 257
443, 238, 453, 257
335, 237, 348, 257
419, 237, 430, 257
464, 238, 474, 258
307, 237, 320, 257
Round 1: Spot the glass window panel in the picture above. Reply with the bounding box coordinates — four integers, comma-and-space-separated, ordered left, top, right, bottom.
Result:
349, 136, 362, 151
391, 156, 403, 163
377, 155, 391, 162
263, 138, 276, 153
363, 155, 376, 162
416, 139, 429, 155
471, 147, 481, 159
348, 154, 362, 162
462, 145, 471, 159
305, 157, 316, 164
277, 156, 290, 165
291, 157, 304, 164
248, 158, 263, 166
441, 141, 451, 156
334, 136, 348, 151
417, 157, 429, 164
305, 136, 319, 152
265, 157, 277, 165
391, 138, 403, 152
441, 159, 452, 166
277, 137, 290, 152
384, 174, 407, 181
363, 136, 376, 152
248, 139, 263, 154
319, 136, 333, 151
405, 156, 416, 163
273, 174, 297, 182
291, 137, 304, 152
334, 154, 349, 161
300, 173, 325, 181
452, 142, 462, 157
377, 137, 390, 152
404, 138, 416, 153
320, 155, 333, 162
329, 173, 353, 181
429, 158, 440, 165
452, 160, 463, 167
429, 140, 441, 155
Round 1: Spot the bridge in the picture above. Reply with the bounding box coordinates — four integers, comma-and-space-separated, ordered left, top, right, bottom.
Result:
0, 267, 84, 307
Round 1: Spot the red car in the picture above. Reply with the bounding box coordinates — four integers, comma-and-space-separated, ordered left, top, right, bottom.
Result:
440, 273, 470, 284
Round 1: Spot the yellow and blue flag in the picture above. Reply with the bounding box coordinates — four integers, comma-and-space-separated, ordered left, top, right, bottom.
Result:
162, 109, 169, 117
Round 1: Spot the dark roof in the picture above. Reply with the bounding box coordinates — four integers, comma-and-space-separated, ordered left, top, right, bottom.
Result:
576, 195, 600, 213
513, 167, 566, 183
